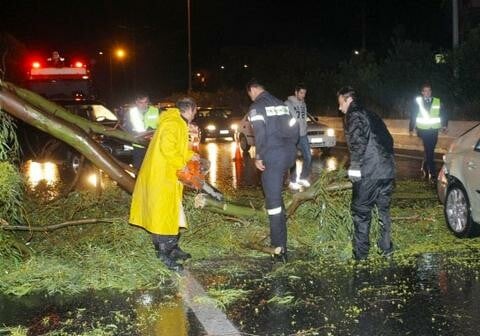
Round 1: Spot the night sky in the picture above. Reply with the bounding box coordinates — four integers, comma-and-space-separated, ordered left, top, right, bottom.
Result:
1, 0, 451, 99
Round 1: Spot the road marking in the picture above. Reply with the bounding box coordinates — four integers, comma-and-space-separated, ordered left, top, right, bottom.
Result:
180, 269, 241, 336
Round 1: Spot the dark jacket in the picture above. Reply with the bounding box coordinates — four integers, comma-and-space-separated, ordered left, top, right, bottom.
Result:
248, 91, 298, 160
344, 101, 395, 179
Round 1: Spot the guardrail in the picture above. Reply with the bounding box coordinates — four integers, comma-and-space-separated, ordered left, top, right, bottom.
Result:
317, 117, 480, 154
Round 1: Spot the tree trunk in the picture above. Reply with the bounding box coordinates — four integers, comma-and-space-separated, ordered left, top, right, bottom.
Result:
194, 193, 263, 217
0, 88, 136, 193
0, 81, 146, 146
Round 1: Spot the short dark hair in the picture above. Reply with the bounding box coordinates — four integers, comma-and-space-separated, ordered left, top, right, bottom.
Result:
135, 93, 149, 101
176, 97, 197, 113
337, 86, 358, 100
421, 82, 432, 90
295, 83, 307, 92
246, 78, 265, 92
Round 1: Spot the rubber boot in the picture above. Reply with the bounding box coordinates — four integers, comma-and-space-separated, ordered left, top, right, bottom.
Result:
271, 247, 288, 264
156, 238, 183, 272
170, 233, 192, 261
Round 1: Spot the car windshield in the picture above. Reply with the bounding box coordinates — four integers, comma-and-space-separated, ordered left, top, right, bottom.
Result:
64, 104, 118, 122
197, 109, 231, 119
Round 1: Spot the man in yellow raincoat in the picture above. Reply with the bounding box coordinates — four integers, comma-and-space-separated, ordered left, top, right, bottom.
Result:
129, 97, 198, 271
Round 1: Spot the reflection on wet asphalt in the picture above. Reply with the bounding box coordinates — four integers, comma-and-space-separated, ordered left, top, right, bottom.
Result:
192, 252, 480, 336
198, 141, 433, 191
0, 290, 206, 335
11, 142, 454, 335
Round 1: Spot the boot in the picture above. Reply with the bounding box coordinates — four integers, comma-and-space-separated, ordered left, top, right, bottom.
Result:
271, 247, 288, 264
170, 247, 192, 261
157, 239, 183, 272
271, 252, 288, 264
170, 234, 191, 261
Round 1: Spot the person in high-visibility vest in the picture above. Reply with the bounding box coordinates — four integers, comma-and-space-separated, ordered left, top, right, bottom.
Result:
128, 94, 160, 170
409, 83, 448, 183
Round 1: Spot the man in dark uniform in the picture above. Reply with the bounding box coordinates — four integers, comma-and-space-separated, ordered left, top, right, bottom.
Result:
409, 83, 448, 183
246, 79, 299, 262
337, 86, 395, 260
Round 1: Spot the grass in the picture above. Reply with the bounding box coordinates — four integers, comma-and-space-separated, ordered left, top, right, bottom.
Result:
2, 173, 480, 334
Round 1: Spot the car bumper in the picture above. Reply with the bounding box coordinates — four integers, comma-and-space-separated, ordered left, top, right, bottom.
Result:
437, 164, 448, 204
203, 129, 235, 139
308, 135, 336, 148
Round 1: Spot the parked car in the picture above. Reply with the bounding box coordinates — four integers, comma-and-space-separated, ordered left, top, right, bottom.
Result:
193, 107, 241, 142
437, 123, 480, 237
237, 113, 336, 152
56, 99, 134, 160
18, 99, 133, 172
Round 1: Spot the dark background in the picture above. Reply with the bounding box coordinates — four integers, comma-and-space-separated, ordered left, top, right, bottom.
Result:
0, 0, 458, 106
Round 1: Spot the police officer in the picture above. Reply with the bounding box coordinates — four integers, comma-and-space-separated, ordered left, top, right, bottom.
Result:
337, 86, 395, 260
409, 83, 448, 183
246, 79, 299, 262
128, 93, 160, 170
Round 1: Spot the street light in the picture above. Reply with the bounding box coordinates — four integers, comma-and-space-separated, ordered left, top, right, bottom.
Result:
115, 48, 126, 59
109, 48, 127, 104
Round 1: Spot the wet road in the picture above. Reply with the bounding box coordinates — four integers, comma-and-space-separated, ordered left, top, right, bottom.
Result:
22, 139, 438, 193
196, 139, 437, 192
12, 140, 454, 336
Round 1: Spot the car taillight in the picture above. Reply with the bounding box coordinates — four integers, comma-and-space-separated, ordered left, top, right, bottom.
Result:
74, 61, 84, 68
32, 62, 41, 69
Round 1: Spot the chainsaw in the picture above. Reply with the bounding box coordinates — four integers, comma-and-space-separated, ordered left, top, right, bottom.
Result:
176, 158, 224, 201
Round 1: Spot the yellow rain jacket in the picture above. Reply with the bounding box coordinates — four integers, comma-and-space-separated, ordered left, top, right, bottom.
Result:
129, 108, 195, 235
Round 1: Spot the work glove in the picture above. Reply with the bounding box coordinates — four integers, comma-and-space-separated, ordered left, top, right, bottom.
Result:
348, 166, 362, 183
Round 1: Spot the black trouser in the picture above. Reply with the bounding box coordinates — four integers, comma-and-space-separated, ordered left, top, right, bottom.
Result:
132, 146, 147, 171
262, 147, 296, 252
351, 178, 394, 260
417, 128, 439, 178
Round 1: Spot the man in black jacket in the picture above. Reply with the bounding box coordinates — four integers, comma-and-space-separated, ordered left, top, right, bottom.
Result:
247, 79, 299, 262
337, 86, 395, 260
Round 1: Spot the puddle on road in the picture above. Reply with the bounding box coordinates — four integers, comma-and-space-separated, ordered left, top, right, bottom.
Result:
193, 252, 480, 336
0, 290, 205, 335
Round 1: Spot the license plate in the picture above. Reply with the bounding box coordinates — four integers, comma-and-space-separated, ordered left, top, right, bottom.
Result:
310, 137, 323, 143
220, 130, 229, 134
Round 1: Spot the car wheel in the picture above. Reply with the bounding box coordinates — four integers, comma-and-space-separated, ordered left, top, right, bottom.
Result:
239, 134, 250, 152
66, 150, 85, 175
444, 182, 478, 238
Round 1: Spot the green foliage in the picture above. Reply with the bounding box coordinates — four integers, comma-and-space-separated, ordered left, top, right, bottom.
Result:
0, 109, 20, 162
0, 186, 174, 296
454, 25, 480, 115
0, 161, 25, 225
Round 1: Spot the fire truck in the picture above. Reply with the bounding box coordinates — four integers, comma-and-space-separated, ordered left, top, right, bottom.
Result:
26, 56, 93, 100
21, 55, 133, 173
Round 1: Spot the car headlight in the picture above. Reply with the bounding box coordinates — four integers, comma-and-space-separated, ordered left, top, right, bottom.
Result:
326, 128, 335, 137
230, 123, 238, 131
206, 124, 216, 131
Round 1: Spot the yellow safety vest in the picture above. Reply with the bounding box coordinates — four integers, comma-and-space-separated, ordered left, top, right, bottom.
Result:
130, 106, 160, 148
415, 97, 441, 130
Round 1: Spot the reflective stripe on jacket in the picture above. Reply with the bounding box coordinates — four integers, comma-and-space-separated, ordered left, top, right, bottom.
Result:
415, 97, 441, 130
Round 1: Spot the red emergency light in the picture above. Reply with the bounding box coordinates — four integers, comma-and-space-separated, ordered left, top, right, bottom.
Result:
32, 62, 41, 69
73, 61, 84, 68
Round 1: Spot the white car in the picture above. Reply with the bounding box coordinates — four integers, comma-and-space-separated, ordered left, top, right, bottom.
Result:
437, 123, 480, 237
237, 113, 336, 152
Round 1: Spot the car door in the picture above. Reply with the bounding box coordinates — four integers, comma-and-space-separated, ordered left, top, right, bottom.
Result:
464, 135, 480, 222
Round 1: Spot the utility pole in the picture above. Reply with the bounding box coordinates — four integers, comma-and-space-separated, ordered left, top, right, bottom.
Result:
361, 0, 366, 51
452, 0, 459, 48
187, 0, 192, 93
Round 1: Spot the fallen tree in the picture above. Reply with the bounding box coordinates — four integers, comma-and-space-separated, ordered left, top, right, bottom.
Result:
0, 87, 136, 193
